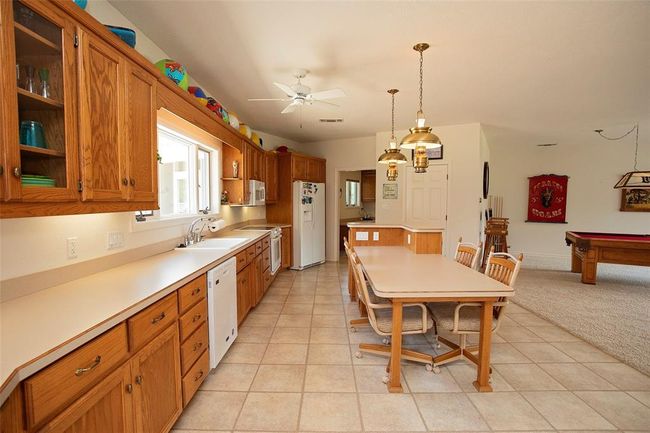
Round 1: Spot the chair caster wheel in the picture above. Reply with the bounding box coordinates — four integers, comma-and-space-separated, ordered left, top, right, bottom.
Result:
430, 365, 441, 374
435, 343, 441, 349
355, 351, 363, 359
425, 363, 433, 372
382, 376, 389, 384
382, 338, 390, 345
488, 376, 493, 384
350, 327, 357, 333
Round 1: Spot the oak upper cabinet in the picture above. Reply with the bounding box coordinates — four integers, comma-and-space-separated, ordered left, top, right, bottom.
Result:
361, 170, 376, 202
291, 155, 308, 181
130, 324, 182, 433
41, 363, 134, 433
307, 158, 325, 183
265, 152, 278, 203
124, 62, 157, 202
77, 27, 127, 201
1, 0, 80, 203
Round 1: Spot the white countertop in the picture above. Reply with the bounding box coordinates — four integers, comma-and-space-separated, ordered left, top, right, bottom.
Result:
0, 229, 273, 404
355, 246, 513, 298
346, 222, 443, 233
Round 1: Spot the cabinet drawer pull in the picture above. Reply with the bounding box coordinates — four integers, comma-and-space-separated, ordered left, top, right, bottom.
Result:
151, 312, 166, 324
122, 178, 128, 186
194, 370, 204, 382
193, 342, 203, 352
13, 167, 21, 178
191, 287, 201, 296
126, 383, 133, 393
192, 313, 202, 322
135, 375, 143, 385
130, 178, 136, 186
75, 355, 101, 376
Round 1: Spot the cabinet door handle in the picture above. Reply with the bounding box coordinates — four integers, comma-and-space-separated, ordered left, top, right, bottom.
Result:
13, 167, 21, 178
192, 313, 202, 322
191, 287, 201, 296
126, 383, 133, 393
194, 370, 204, 382
130, 178, 136, 186
193, 342, 203, 352
151, 312, 166, 324
75, 355, 101, 376
135, 375, 143, 385
122, 178, 128, 186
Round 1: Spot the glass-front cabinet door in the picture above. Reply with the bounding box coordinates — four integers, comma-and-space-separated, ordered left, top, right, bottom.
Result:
1, 0, 78, 201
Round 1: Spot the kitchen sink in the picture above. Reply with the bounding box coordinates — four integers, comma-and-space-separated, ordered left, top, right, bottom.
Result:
177, 237, 249, 250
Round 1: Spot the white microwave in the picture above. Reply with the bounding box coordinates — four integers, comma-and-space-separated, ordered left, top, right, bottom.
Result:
248, 180, 265, 206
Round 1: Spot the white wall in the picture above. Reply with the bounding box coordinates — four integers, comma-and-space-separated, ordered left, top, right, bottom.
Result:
375, 123, 484, 257
490, 128, 650, 269
299, 136, 377, 261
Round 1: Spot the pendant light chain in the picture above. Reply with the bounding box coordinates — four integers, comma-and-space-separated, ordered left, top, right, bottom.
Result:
596, 123, 639, 170
418, 50, 424, 112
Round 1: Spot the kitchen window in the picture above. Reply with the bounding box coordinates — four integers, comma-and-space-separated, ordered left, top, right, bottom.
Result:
345, 179, 361, 207
135, 125, 219, 224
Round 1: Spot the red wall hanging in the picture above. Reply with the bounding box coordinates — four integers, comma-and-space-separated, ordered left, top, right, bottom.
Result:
526, 174, 569, 223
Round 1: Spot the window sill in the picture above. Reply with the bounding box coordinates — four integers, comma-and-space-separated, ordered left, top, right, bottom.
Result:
130, 212, 221, 233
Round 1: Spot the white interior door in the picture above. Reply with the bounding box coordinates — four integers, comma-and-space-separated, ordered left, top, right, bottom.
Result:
405, 165, 448, 228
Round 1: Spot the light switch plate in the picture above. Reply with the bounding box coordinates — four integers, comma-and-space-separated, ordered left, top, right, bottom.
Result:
355, 231, 369, 241
373, 232, 379, 241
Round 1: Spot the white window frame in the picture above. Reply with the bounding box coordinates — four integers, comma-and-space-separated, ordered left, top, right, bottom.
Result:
132, 125, 220, 232
345, 179, 361, 208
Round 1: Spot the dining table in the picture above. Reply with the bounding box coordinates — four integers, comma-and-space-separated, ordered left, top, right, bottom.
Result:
353, 246, 514, 393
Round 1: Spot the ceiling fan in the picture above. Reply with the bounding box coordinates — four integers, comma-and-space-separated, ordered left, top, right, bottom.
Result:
248, 69, 345, 114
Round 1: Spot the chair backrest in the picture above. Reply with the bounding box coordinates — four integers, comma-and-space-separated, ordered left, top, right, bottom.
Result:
484, 246, 523, 287
454, 236, 482, 269
350, 258, 383, 330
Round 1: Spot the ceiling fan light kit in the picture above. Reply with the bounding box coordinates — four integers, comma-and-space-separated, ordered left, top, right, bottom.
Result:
378, 89, 407, 181
400, 42, 442, 174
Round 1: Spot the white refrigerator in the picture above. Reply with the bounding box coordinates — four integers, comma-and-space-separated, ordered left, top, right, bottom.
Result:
292, 180, 326, 270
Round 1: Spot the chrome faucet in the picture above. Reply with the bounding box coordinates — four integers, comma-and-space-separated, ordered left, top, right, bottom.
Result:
183, 216, 215, 246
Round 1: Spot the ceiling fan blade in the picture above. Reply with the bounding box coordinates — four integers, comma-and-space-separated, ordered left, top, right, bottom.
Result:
273, 82, 298, 97
309, 88, 346, 100
248, 98, 292, 102
281, 101, 300, 114
311, 99, 339, 107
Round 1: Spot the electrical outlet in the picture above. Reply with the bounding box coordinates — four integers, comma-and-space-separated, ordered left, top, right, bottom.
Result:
373, 232, 379, 241
107, 232, 124, 250
407, 234, 411, 245
67, 237, 79, 259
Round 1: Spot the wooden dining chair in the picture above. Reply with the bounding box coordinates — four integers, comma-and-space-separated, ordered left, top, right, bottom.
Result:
344, 239, 373, 330
350, 257, 436, 378
454, 236, 482, 269
427, 247, 523, 373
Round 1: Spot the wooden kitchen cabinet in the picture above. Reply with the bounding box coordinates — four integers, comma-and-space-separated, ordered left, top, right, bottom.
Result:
123, 62, 157, 202
361, 170, 376, 202
130, 324, 182, 433
265, 151, 278, 203
252, 253, 263, 306
40, 362, 134, 433
281, 227, 292, 269
291, 155, 308, 181
77, 27, 128, 202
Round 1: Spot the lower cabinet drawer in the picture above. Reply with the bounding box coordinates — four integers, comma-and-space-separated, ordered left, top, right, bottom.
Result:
178, 274, 207, 313
182, 349, 209, 406
128, 292, 179, 351
262, 247, 271, 270
179, 297, 207, 342
23, 323, 129, 429
236, 250, 248, 272
180, 321, 208, 375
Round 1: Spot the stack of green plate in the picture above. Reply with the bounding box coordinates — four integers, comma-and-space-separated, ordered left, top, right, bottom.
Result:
21, 174, 56, 188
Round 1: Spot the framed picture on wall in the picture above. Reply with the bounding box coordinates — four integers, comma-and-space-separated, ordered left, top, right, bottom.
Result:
411, 145, 443, 160
620, 188, 650, 212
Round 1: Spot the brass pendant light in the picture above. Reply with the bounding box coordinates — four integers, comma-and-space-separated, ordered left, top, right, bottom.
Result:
400, 43, 441, 174
378, 89, 407, 181
597, 124, 650, 189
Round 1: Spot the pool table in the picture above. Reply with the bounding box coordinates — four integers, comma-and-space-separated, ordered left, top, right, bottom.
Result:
565, 231, 650, 284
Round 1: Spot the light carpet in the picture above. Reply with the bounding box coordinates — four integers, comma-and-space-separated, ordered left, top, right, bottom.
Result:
513, 264, 650, 375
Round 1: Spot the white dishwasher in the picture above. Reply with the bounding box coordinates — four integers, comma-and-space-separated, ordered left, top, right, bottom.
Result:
207, 257, 238, 369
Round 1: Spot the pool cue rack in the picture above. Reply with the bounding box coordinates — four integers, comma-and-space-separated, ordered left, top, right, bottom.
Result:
481, 217, 509, 269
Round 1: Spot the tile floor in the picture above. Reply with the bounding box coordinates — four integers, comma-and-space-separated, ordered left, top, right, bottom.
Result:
173, 260, 650, 433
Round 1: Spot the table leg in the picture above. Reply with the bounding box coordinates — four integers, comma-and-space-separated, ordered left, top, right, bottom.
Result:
473, 300, 494, 392
388, 300, 403, 393
581, 249, 598, 284
570, 245, 581, 273
348, 260, 356, 300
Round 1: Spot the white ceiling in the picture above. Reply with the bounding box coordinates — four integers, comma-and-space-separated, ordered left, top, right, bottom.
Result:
110, 1, 650, 145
